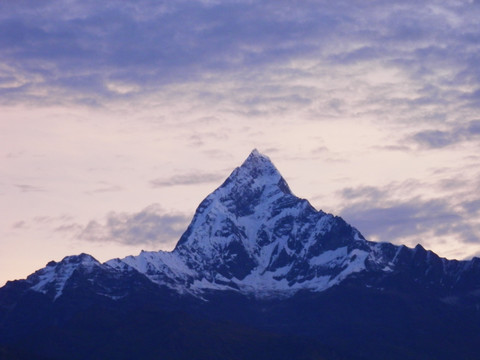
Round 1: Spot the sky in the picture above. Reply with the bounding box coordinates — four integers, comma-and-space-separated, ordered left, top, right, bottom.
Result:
2, 0, 480, 286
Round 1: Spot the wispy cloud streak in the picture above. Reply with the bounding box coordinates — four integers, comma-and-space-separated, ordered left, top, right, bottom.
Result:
150, 172, 224, 187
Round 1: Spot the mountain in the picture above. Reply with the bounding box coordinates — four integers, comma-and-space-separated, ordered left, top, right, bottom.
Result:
1, 150, 480, 360
108, 149, 370, 297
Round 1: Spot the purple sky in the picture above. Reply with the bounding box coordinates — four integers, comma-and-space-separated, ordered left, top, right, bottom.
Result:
2, 0, 480, 285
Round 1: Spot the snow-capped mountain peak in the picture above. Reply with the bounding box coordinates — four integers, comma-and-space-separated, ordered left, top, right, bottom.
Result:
210, 148, 293, 215
111, 150, 370, 296
27, 253, 102, 300
234, 148, 289, 188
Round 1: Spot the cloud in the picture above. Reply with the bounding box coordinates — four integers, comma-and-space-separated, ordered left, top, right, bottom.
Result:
341, 198, 464, 242
5, 151, 24, 159
0, 0, 335, 103
462, 200, 480, 215
1, 0, 480, 165
15, 184, 45, 193
10, 215, 80, 234
0, 0, 479, 117
411, 120, 480, 148
340, 186, 386, 203
150, 172, 224, 187
33, 215, 73, 224
77, 204, 191, 246
188, 130, 230, 147
12, 221, 27, 229
86, 182, 124, 194
311, 146, 329, 154
54, 223, 83, 233
412, 130, 457, 149
338, 179, 480, 250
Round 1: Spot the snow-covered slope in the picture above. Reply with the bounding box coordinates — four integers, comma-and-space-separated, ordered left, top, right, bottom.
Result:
28, 254, 102, 300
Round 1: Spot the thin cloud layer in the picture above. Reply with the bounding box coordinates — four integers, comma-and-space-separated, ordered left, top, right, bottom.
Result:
77, 204, 190, 246
339, 178, 480, 257
14, 184, 46, 193
411, 120, 480, 149
342, 198, 463, 242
